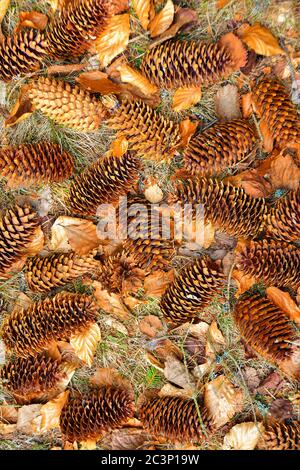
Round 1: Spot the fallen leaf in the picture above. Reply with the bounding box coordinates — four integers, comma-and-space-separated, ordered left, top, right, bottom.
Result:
216, 0, 232, 8
37, 186, 53, 217
0, 403, 18, 424
257, 372, 284, 393
108, 428, 151, 450
163, 356, 195, 390
139, 315, 164, 338
158, 383, 193, 398
266, 287, 300, 324
132, 0, 152, 30
0, 0, 10, 24
255, 149, 300, 191
123, 296, 146, 310
150, 7, 198, 46
144, 270, 174, 297
92, 281, 131, 320
232, 269, 256, 295
49, 216, 99, 255
34, 391, 69, 434
15, 11, 48, 32
70, 322, 101, 367
149, 0, 175, 38
5, 87, 34, 127
243, 367, 260, 392
172, 86, 202, 112
102, 317, 129, 336
204, 376, 244, 428
223, 422, 265, 450
215, 84, 241, 121
17, 404, 42, 434
77, 70, 124, 95
112, 62, 158, 98
269, 398, 293, 421
25, 226, 45, 257
237, 23, 285, 56
91, 368, 130, 389
179, 119, 198, 147
47, 62, 89, 75
11, 292, 33, 314
206, 320, 226, 359
184, 335, 206, 366
226, 170, 273, 198
94, 14, 130, 67
110, 136, 128, 157
0, 423, 17, 435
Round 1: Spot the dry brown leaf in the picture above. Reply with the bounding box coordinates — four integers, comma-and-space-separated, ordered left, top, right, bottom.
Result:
206, 320, 226, 358
0, 0, 10, 24
0, 423, 17, 435
34, 391, 69, 434
17, 404, 42, 434
11, 292, 33, 314
132, 0, 152, 30
216, 0, 232, 8
5, 90, 34, 127
172, 86, 202, 112
179, 119, 198, 147
204, 376, 244, 428
70, 322, 101, 367
25, 226, 45, 256
149, 0, 175, 38
266, 287, 300, 324
110, 136, 129, 157
223, 422, 265, 450
215, 84, 241, 121
0, 403, 18, 424
47, 62, 89, 75
102, 317, 129, 336
114, 62, 158, 98
226, 170, 273, 198
94, 14, 130, 67
243, 366, 260, 392
232, 269, 256, 295
80, 439, 97, 450
163, 356, 195, 391
16, 11, 48, 32
257, 372, 284, 393
92, 281, 131, 320
49, 216, 99, 255
77, 71, 123, 94
144, 270, 174, 297
150, 7, 198, 46
123, 296, 146, 310
139, 315, 164, 338
108, 428, 151, 450
237, 22, 285, 57
255, 149, 300, 191
269, 398, 293, 421
158, 383, 193, 398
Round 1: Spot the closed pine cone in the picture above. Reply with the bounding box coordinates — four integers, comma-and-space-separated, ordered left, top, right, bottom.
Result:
257, 421, 300, 450
141, 33, 247, 89
0, 142, 74, 188
107, 100, 182, 161
170, 178, 267, 238
1, 293, 98, 357
139, 393, 211, 443
0, 205, 42, 278
68, 153, 141, 216
0, 354, 66, 404
27, 77, 107, 131
233, 293, 300, 379
0, 29, 47, 82
265, 188, 300, 242
160, 256, 225, 325
183, 120, 257, 176
25, 250, 100, 293
60, 386, 134, 442
236, 240, 300, 290
250, 78, 300, 151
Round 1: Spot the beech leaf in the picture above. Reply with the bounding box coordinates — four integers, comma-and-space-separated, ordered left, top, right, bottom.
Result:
114, 62, 158, 98
132, 0, 152, 30
237, 23, 285, 57
92, 281, 131, 320
144, 270, 174, 298
172, 86, 202, 112
17, 404, 42, 434
149, 0, 175, 38
223, 422, 265, 450
215, 84, 241, 121
179, 119, 198, 147
49, 216, 99, 255
70, 322, 101, 367
95, 14, 130, 67
232, 269, 256, 295
77, 71, 124, 95
266, 287, 300, 324
255, 149, 300, 191
16, 11, 48, 32
139, 315, 164, 338
34, 391, 70, 434
0, 0, 10, 23
150, 7, 198, 46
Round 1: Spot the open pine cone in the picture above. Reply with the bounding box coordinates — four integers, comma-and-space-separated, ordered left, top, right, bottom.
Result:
257, 421, 300, 450
265, 188, 300, 242
0, 142, 74, 188
183, 119, 257, 176
236, 240, 300, 290
107, 100, 182, 161
160, 256, 225, 325
0, 29, 47, 82
1, 293, 98, 357
234, 292, 300, 379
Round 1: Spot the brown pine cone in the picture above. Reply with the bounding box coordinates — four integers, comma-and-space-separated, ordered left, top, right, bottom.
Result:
46, 0, 126, 59
68, 153, 141, 216
107, 100, 182, 161
257, 421, 300, 450
141, 33, 246, 89
98, 252, 145, 295
160, 256, 225, 325
1, 293, 98, 357
236, 240, 300, 290
0, 142, 74, 188
60, 386, 134, 442
25, 250, 100, 293
170, 178, 267, 238
0, 29, 47, 82
0, 354, 66, 404
139, 393, 211, 443
183, 120, 257, 176
27, 77, 107, 131
250, 78, 300, 151
0, 205, 42, 278
233, 293, 300, 379
265, 189, 300, 242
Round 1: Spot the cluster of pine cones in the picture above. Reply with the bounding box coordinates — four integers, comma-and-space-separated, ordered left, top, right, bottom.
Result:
0, 0, 299, 451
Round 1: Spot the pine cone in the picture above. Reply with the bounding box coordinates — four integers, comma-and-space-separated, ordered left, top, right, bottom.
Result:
98, 253, 145, 295
1, 293, 98, 357
46, 0, 124, 59
60, 386, 135, 442
25, 250, 100, 293
183, 120, 257, 176
234, 293, 300, 378
250, 78, 300, 150
27, 77, 107, 131
0, 205, 42, 278
170, 178, 267, 238
0, 142, 74, 188
236, 240, 300, 290
68, 153, 141, 216
0, 29, 47, 82
141, 34, 246, 89
257, 421, 300, 450
0, 354, 65, 404
265, 189, 300, 242
107, 100, 182, 161
160, 256, 225, 325
139, 393, 211, 443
